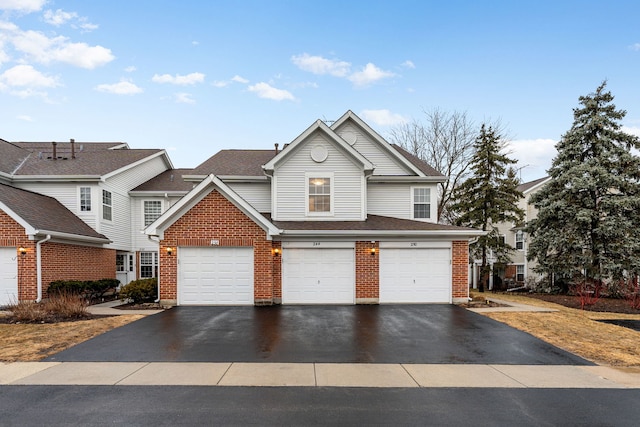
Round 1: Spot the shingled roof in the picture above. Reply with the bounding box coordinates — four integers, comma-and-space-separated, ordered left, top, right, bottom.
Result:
131, 169, 195, 192
192, 149, 277, 176
518, 176, 550, 193
391, 144, 445, 177
0, 183, 109, 241
1, 141, 165, 177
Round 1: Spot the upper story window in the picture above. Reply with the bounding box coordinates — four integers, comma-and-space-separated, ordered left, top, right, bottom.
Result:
412, 187, 431, 219
144, 200, 163, 226
515, 230, 524, 250
79, 187, 91, 212
307, 176, 333, 215
102, 190, 112, 221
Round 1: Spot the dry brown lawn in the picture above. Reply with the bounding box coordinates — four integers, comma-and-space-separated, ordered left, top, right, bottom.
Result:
473, 292, 640, 367
0, 315, 143, 362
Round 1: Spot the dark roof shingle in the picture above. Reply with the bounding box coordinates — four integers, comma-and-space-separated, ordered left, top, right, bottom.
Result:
0, 183, 109, 241
268, 214, 476, 232
193, 150, 277, 176
391, 144, 445, 177
132, 169, 195, 192
518, 176, 550, 193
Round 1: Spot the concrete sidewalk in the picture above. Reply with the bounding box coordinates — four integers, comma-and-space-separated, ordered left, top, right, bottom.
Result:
2, 362, 639, 388
87, 300, 164, 316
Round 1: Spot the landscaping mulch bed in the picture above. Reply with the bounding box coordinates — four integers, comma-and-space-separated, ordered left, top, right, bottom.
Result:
521, 293, 639, 314
115, 302, 164, 310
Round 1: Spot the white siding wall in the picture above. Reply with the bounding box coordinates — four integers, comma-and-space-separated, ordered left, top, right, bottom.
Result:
334, 123, 408, 176
274, 132, 364, 221
367, 182, 438, 222
131, 196, 182, 251
98, 186, 130, 250
227, 182, 271, 213
106, 155, 169, 194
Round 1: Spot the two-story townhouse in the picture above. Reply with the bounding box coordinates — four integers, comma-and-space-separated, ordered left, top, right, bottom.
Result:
494, 176, 551, 288
145, 111, 483, 306
0, 139, 173, 303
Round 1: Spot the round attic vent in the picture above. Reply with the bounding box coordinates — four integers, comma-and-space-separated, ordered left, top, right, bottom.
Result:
310, 145, 328, 163
342, 131, 357, 145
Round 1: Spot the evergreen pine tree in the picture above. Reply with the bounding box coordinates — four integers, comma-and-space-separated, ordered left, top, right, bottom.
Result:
451, 124, 525, 291
527, 82, 640, 290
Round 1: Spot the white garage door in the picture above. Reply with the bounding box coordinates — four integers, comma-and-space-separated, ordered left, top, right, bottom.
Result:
0, 248, 18, 307
380, 248, 451, 303
283, 248, 354, 304
178, 247, 254, 305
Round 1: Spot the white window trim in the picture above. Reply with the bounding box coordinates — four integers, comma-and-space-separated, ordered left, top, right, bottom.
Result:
78, 186, 92, 212
139, 251, 158, 279
102, 189, 113, 222
515, 230, 524, 251
410, 186, 431, 221
515, 264, 525, 282
142, 199, 164, 228
305, 172, 334, 217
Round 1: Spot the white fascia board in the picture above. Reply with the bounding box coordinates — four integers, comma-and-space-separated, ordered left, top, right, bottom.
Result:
262, 120, 374, 174
145, 174, 281, 239
107, 143, 130, 150
182, 174, 207, 181
279, 229, 486, 238
34, 229, 111, 244
102, 150, 173, 181
216, 175, 269, 182
0, 201, 36, 234
331, 110, 426, 177
523, 177, 552, 194
368, 175, 447, 183
11, 175, 101, 182
129, 191, 189, 197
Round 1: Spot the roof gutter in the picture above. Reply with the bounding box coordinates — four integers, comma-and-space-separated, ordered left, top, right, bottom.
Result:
36, 234, 52, 303
278, 229, 486, 238
34, 230, 111, 245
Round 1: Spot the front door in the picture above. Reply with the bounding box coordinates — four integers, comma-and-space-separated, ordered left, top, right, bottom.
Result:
116, 252, 134, 287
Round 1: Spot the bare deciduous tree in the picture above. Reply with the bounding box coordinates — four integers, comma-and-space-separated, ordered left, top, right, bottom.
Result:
388, 109, 476, 223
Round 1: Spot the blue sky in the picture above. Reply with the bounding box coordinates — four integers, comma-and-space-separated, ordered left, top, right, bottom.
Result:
1, 0, 639, 182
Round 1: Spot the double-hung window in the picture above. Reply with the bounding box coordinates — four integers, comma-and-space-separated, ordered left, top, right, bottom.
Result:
516, 265, 525, 282
515, 230, 524, 250
413, 187, 431, 219
80, 187, 92, 211
102, 190, 112, 221
307, 176, 332, 214
144, 201, 163, 226
140, 252, 158, 278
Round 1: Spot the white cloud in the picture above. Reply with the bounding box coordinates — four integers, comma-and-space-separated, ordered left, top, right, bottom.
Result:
247, 82, 295, 101
360, 109, 408, 126
95, 80, 143, 95
401, 60, 415, 69
291, 53, 351, 77
348, 63, 395, 87
0, 64, 58, 87
17, 114, 33, 121
124, 65, 136, 73
622, 126, 640, 137
506, 138, 557, 181
629, 43, 640, 51
212, 80, 229, 88
152, 72, 205, 85
231, 75, 248, 84
12, 30, 114, 68
174, 92, 195, 104
43, 9, 77, 26
0, 0, 46, 13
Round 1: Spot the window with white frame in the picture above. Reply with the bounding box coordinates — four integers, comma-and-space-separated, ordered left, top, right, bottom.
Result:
413, 187, 431, 219
80, 187, 92, 211
102, 190, 112, 221
516, 265, 525, 282
515, 230, 524, 250
308, 177, 331, 213
116, 254, 133, 272
140, 252, 158, 278
144, 200, 163, 226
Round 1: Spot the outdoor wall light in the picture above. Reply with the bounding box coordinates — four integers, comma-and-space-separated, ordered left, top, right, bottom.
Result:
370, 247, 376, 256
273, 248, 280, 256
166, 247, 174, 255
18, 247, 27, 256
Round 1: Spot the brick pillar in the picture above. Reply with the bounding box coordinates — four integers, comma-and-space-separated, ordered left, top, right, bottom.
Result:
355, 241, 379, 304
452, 240, 470, 303
272, 242, 282, 304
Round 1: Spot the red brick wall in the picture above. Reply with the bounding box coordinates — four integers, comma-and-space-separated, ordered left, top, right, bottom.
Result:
452, 240, 469, 301
41, 242, 115, 296
355, 241, 379, 302
161, 189, 277, 305
1, 210, 115, 301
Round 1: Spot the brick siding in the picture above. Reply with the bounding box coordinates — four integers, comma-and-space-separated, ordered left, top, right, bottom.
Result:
452, 240, 470, 302
355, 241, 379, 303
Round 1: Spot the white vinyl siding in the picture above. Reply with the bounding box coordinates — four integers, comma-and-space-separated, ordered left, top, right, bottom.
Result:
131, 196, 181, 250
227, 182, 271, 213
105, 155, 169, 194
273, 132, 364, 221
334, 123, 409, 175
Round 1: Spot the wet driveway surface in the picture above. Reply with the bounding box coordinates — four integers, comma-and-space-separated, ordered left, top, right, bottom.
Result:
47, 305, 591, 365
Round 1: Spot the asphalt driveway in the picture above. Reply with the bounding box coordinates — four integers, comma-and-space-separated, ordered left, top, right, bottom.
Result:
47, 305, 591, 365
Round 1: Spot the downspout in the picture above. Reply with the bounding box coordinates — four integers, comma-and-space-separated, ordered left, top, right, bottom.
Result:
150, 236, 161, 303
36, 234, 52, 303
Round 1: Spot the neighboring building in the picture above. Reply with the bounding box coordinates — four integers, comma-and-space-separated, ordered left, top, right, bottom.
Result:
1, 111, 483, 306
494, 176, 551, 287
0, 139, 173, 304
145, 111, 482, 306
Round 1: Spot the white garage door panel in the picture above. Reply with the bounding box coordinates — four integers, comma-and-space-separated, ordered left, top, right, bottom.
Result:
0, 248, 18, 307
380, 248, 451, 303
179, 247, 253, 305
283, 248, 354, 304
